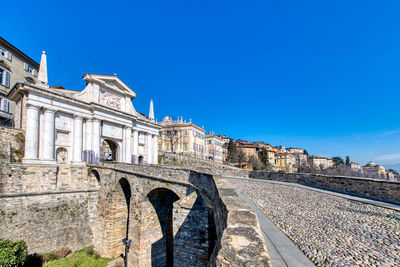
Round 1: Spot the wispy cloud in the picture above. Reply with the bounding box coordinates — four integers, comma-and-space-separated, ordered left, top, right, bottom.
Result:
375, 154, 400, 162
374, 130, 400, 138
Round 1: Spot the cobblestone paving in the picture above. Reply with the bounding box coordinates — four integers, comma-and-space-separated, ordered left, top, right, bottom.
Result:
233, 179, 400, 266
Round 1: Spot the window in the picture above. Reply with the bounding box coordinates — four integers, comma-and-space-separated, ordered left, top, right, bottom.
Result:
184, 143, 188, 152
24, 63, 37, 76
0, 47, 12, 61
166, 144, 170, 151
1, 98, 9, 112
184, 129, 188, 135
0, 68, 10, 88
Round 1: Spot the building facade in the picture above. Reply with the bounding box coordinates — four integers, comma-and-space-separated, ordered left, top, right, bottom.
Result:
275, 152, 296, 172
362, 162, 387, 179
205, 133, 223, 163
309, 156, 334, 169
8, 52, 159, 165
0, 37, 39, 126
158, 116, 206, 159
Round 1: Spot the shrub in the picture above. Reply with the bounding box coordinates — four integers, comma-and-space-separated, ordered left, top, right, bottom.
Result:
85, 246, 100, 259
42, 247, 71, 263
0, 239, 28, 267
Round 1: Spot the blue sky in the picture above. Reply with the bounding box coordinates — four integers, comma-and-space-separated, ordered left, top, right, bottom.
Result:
3, 0, 400, 170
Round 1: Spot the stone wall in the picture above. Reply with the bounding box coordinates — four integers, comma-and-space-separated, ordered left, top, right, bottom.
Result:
0, 192, 93, 253
0, 126, 24, 165
158, 152, 249, 177
249, 171, 400, 203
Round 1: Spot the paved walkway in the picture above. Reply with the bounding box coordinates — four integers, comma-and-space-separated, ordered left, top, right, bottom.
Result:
238, 192, 314, 267
226, 176, 400, 212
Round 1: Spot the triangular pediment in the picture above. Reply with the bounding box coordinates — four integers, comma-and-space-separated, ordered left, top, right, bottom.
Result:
83, 73, 136, 98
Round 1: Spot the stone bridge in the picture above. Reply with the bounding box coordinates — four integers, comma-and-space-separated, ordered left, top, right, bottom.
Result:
0, 160, 270, 266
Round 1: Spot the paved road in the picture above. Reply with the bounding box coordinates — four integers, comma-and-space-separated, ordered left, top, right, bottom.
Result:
227, 176, 400, 212
238, 192, 314, 267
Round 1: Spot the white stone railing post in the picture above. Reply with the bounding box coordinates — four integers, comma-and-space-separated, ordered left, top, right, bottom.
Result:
23, 103, 40, 161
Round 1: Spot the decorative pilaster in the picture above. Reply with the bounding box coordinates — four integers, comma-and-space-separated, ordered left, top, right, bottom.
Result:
153, 134, 158, 164
133, 130, 138, 163
92, 118, 101, 165
147, 133, 152, 164
84, 118, 93, 163
23, 104, 40, 161
42, 108, 56, 161
124, 126, 132, 163
72, 115, 83, 164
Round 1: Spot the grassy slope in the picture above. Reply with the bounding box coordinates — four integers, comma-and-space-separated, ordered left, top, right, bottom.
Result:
44, 249, 114, 267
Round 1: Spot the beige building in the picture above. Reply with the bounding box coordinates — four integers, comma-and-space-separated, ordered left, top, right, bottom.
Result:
236, 140, 258, 161
205, 133, 224, 163
0, 37, 39, 126
158, 116, 206, 159
275, 152, 296, 172
287, 147, 308, 167
350, 162, 361, 172
287, 147, 304, 154
309, 156, 334, 169
252, 141, 275, 165
362, 162, 387, 179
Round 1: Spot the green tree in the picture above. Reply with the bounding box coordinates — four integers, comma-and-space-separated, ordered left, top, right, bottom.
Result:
303, 149, 309, 156
260, 147, 269, 164
332, 156, 344, 166
227, 139, 237, 162
345, 156, 350, 166
0, 239, 28, 267
237, 151, 246, 168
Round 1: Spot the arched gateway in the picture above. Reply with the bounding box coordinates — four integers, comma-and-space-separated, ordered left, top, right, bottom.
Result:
8, 67, 160, 165
92, 168, 217, 267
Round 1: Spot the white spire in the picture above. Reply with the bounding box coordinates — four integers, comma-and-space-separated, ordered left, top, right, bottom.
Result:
37, 51, 48, 85
149, 99, 154, 120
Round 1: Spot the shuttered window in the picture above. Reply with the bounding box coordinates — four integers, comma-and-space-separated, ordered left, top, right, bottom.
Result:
4, 71, 10, 87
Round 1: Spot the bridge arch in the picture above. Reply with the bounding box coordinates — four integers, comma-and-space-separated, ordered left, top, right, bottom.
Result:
147, 188, 180, 267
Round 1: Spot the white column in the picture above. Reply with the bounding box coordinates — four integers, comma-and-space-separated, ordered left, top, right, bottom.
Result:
125, 126, 132, 163
85, 118, 92, 163
122, 126, 126, 162
24, 104, 40, 160
133, 130, 138, 163
92, 118, 101, 164
72, 115, 83, 163
153, 134, 158, 164
147, 133, 152, 164
42, 108, 56, 160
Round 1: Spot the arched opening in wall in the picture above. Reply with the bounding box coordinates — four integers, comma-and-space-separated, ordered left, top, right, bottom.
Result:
56, 147, 68, 163
119, 178, 132, 267
101, 139, 118, 162
138, 156, 144, 165
87, 170, 101, 252
88, 170, 100, 189
148, 188, 180, 267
